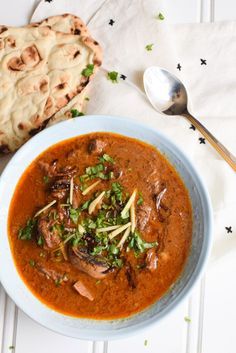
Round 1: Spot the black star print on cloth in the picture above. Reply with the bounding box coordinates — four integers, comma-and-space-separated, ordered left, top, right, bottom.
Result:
177, 63, 181, 71
200, 58, 207, 65
225, 226, 233, 233
199, 137, 206, 144
189, 124, 196, 131
120, 74, 127, 80
45, 0, 53, 2
109, 19, 115, 26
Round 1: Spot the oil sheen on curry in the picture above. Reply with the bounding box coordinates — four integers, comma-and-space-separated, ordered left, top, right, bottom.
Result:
8, 133, 192, 319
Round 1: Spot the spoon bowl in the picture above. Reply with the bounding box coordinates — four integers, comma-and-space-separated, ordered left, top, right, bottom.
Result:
143, 66, 236, 171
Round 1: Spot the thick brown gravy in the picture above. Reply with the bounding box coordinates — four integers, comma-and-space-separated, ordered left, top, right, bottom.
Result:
8, 132, 192, 319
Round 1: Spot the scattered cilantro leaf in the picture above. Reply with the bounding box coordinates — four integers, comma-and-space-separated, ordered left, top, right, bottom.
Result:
99, 154, 115, 164
137, 192, 143, 205
107, 71, 119, 83
43, 175, 50, 184
145, 43, 154, 51
81, 64, 94, 77
85, 96, 90, 101
8, 346, 15, 351
18, 219, 37, 240
156, 12, 165, 20
37, 235, 44, 247
144, 339, 148, 346
55, 278, 61, 287
111, 182, 123, 202
80, 200, 91, 211
184, 316, 191, 323
128, 231, 157, 254
29, 259, 35, 267
70, 208, 80, 224
71, 109, 85, 117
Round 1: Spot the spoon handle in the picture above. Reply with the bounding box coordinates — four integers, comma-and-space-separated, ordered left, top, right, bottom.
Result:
183, 113, 236, 172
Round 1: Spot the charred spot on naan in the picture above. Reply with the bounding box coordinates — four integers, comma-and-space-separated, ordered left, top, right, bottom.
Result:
0, 26, 8, 34
5, 36, 16, 48
7, 45, 42, 72
21, 45, 41, 68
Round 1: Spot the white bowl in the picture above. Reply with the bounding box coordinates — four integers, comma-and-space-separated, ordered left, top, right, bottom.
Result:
0, 115, 213, 340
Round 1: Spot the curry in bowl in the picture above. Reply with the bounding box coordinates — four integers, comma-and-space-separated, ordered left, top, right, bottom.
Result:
8, 132, 192, 319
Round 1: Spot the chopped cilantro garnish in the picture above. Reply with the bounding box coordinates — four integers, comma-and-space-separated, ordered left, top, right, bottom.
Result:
37, 235, 44, 247
86, 163, 104, 176
8, 346, 15, 351
96, 280, 101, 285
71, 109, 85, 117
80, 200, 91, 211
81, 64, 94, 77
91, 245, 106, 255
137, 192, 143, 205
144, 339, 148, 346
184, 316, 191, 323
29, 259, 35, 267
55, 278, 61, 287
107, 71, 119, 83
112, 258, 123, 268
145, 43, 154, 51
109, 244, 119, 255
43, 175, 50, 184
128, 231, 157, 254
156, 12, 165, 20
85, 96, 90, 101
111, 182, 123, 202
99, 154, 115, 164
70, 208, 80, 224
18, 219, 37, 240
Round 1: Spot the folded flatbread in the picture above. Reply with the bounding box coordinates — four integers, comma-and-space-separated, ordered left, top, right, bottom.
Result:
0, 15, 102, 152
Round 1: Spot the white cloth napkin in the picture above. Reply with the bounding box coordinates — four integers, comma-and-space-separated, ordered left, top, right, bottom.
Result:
30, 0, 236, 265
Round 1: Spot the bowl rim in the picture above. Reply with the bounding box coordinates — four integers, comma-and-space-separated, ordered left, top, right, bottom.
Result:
0, 115, 213, 340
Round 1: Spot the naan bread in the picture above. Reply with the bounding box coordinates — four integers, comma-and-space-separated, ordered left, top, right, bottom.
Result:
0, 17, 102, 152
34, 14, 92, 127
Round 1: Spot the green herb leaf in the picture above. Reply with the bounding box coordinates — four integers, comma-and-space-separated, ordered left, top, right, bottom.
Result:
144, 339, 148, 346
43, 175, 50, 184
18, 219, 37, 240
99, 154, 115, 164
71, 109, 85, 117
85, 96, 90, 101
109, 244, 119, 255
128, 231, 157, 254
91, 245, 105, 255
156, 12, 165, 20
137, 192, 143, 205
145, 43, 154, 51
112, 257, 123, 268
37, 235, 44, 247
55, 278, 61, 287
80, 200, 91, 211
107, 71, 119, 83
8, 346, 15, 351
184, 316, 191, 323
81, 64, 94, 77
111, 182, 123, 202
29, 259, 35, 267
70, 208, 80, 224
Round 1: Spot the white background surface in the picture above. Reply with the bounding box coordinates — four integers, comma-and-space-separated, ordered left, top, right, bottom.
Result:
0, 1, 236, 353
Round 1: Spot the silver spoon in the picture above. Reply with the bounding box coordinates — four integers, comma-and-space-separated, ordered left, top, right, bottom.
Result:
143, 66, 236, 172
